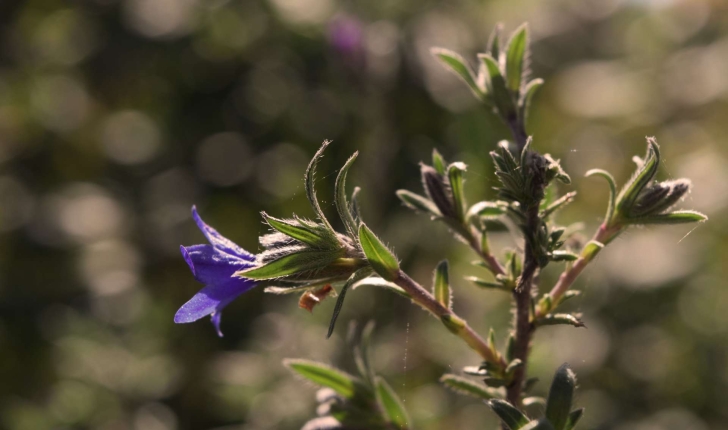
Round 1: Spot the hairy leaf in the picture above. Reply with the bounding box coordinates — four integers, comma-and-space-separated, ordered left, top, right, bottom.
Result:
488, 399, 530, 429
546, 364, 577, 430
375, 377, 410, 429
359, 223, 400, 281
505, 23, 529, 92
439, 374, 500, 400
335, 152, 360, 238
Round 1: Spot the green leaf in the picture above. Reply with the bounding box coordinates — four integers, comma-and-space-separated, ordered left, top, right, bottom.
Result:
488, 328, 497, 354
505, 358, 523, 375
433, 260, 451, 309
487, 23, 503, 61
305, 140, 335, 232
350, 186, 362, 223
551, 251, 579, 262
235, 250, 343, 280
432, 149, 447, 175
585, 169, 617, 224
468, 201, 507, 220
439, 374, 499, 400
359, 223, 400, 281
506, 334, 516, 362
479, 54, 517, 120
505, 23, 529, 92
488, 399, 529, 430
375, 376, 410, 429
615, 138, 661, 216
546, 363, 577, 430
536, 313, 586, 328
353, 320, 376, 382
520, 419, 556, 430
335, 151, 360, 238
483, 376, 508, 388
327, 269, 371, 339
396, 189, 441, 216
542, 191, 577, 219
519, 78, 543, 128
284, 359, 362, 399
565, 408, 584, 430
523, 397, 546, 407
263, 214, 336, 249
352, 276, 411, 299
626, 210, 708, 225
448, 162, 467, 222
431, 48, 484, 99
466, 276, 510, 292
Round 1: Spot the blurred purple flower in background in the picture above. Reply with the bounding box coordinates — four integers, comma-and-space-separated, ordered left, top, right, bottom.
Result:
174, 206, 257, 336
328, 14, 365, 67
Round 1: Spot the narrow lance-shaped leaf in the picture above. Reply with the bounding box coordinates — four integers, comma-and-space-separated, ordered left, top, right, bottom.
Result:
546, 363, 577, 430
565, 408, 584, 430
375, 376, 411, 429
467, 201, 507, 219
448, 162, 467, 222
551, 251, 579, 262
327, 269, 371, 339
488, 23, 503, 62
537, 313, 586, 328
542, 191, 577, 218
615, 138, 660, 216
305, 140, 335, 232
439, 374, 499, 400
488, 399, 530, 430
433, 260, 451, 309
350, 186, 361, 223
432, 148, 447, 175
263, 213, 335, 248
335, 151, 360, 238
431, 48, 484, 99
585, 169, 617, 224
519, 78, 543, 128
626, 210, 707, 225
359, 223, 400, 281
466, 276, 511, 292
352, 276, 411, 299
505, 23, 529, 92
235, 250, 343, 280
284, 359, 361, 399
353, 320, 376, 382
479, 54, 517, 120
396, 189, 441, 217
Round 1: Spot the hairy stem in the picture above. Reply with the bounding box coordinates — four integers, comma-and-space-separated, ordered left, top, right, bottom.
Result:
393, 270, 506, 368
539, 222, 622, 317
506, 203, 540, 407
463, 224, 507, 276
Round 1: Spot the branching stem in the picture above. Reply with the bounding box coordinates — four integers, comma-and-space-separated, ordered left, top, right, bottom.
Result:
539, 222, 621, 317
393, 270, 506, 368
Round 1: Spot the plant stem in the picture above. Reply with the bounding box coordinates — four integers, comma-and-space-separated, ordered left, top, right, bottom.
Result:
505, 203, 540, 407
393, 270, 506, 368
463, 224, 507, 276
538, 222, 621, 317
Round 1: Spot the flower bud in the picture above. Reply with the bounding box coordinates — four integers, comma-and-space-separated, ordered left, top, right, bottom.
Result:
421, 164, 457, 219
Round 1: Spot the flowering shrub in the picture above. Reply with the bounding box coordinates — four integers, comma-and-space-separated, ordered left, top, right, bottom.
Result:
176, 24, 706, 430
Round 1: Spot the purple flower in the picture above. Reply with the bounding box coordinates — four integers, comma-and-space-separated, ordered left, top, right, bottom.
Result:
175, 206, 257, 336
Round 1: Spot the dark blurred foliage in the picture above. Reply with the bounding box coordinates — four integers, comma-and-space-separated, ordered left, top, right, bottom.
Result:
1, 0, 727, 429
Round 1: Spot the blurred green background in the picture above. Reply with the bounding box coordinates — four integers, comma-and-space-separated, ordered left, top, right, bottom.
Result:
1, 0, 727, 429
